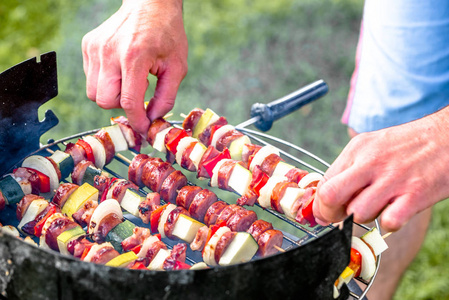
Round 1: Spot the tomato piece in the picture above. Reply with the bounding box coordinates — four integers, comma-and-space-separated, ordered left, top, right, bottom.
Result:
166, 129, 189, 155
173, 260, 191, 270
349, 248, 362, 278
202, 148, 231, 178
130, 261, 148, 270
25, 167, 50, 193
150, 204, 168, 233
34, 205, 58, 237
76, 139, 96, 165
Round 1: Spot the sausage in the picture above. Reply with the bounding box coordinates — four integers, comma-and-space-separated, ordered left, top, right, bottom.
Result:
198, 116, 228, 146
247, 219, 273, 242
215, 129, 244, 152
214, 231, 236, 264
197, 146, 220, 178
190, 225, 208, 251
260, 153, 283, 177
160, 170, 187, 204
257, 229, 283, 257
241, 144, 262, 165
176, 186, 202, 210
46, 157, 62, 181
285, 168, 308, 184
111, 180, 139, 203
90, 246, 120, 265
188, 189, 218, 223
65, 142, 87, 166
217, 160, 238, 191
226, 209, 258, 232
94, 129, 115, 164
203, 200, 228, 226
45, 216, 80, 251
182, 108, 204, 132
16, 194, 46, 221
163, 243, 188, 270
71, 160, 94, 185
215, 204, 245, 225
141, 160, 175, 193
180, 141, 197, 172
164, 206, 190, 239
92, 213, 123, 243
147, 117, 171, 146
128, 154, 151, 187
236, 189, 258, 206
145, 240, 168, 265
271, 181, 298, 214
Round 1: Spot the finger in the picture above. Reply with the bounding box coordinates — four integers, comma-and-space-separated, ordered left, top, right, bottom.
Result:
345, 180, 394, 224
120, 64, 151, 135
85, 53, 101, 102
146, 67, 186, 121
95, 62, 122, 109
312, 194, 331, 226
379, 193, 421, 232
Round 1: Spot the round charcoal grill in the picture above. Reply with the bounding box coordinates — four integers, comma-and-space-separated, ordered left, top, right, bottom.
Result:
0, 52, 380, 300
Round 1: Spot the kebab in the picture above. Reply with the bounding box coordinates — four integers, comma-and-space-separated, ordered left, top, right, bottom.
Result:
144, 111, 323, 228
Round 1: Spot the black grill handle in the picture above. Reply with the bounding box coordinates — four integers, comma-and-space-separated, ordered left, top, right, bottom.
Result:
250, 79, 328, 131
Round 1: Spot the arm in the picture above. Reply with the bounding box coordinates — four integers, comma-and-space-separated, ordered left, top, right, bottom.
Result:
314, 105, 449, 232
82, 0, 188, 136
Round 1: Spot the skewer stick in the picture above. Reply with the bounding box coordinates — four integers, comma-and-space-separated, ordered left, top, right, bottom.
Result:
382, 232, 392, 240
274, 245, 285, 253
116, 153, 132, 165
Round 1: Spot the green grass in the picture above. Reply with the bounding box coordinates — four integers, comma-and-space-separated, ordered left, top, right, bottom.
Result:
1, 0, 448, 298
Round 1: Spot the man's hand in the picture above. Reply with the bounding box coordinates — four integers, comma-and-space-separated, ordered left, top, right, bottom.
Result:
82, 0, 188, 136
314, 107, 449, 232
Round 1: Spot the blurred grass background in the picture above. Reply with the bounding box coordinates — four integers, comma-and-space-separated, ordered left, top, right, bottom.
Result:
1, 0, 449, 298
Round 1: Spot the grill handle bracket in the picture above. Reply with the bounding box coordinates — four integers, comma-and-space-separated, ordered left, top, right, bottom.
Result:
0, 51, 59, 174
244, 79, 328, 131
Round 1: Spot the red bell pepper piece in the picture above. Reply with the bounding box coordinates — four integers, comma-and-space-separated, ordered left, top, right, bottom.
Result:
208, 124, 223, 145
130, 261, 148, 270
249, 166, 269, 196
155, 233, 162, 241
173, 260, 191, 270
349, 248, 362, 278
202, 221, 228, 255
76, 139, 96, 165
202, 148, 231, 178
25, 167, 50, 193
300, 193, 317, 227
131, 244, 142, 255
100, 177, 118, 202
150, 204, 168, 234
80, 244, 93, 261
166, 129, 189, 155
34, 205, 58, 237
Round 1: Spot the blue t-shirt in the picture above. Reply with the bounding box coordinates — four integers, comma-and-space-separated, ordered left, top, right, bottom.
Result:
342, 0, 449, 133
